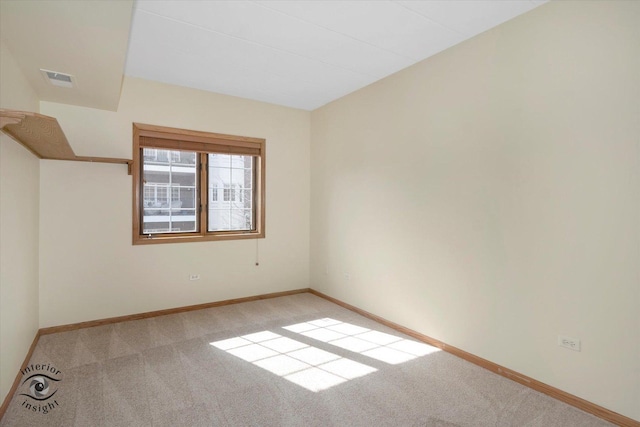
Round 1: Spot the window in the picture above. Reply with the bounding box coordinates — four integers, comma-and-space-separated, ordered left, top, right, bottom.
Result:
211, 184, 218, 202
143, 148, 157, 161
223, 184, 232, 202
132, 123, 265, 245
171, 151, 181, 163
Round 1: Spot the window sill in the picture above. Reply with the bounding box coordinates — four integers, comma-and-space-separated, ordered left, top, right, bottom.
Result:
133, 230, 264, 245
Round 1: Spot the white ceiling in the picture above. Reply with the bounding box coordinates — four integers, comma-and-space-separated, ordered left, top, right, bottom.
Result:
0, 0, 547, 112
125, 0, 547, 111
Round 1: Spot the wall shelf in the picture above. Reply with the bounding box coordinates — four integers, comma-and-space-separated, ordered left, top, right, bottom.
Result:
0, 109, 132, 174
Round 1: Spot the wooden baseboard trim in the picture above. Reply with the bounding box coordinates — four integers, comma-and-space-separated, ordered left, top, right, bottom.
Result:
308, 289, 638, 427
39, 288, 310, 335
2, 288, 309, 421
4, 288, 636, 426
0, 330, 41, 421
1, 288, 309, 420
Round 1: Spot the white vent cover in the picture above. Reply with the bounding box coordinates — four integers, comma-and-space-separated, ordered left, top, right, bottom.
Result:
40, 69, 75, 88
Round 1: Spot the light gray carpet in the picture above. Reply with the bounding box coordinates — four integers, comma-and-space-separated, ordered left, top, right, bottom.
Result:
1, 293, 613, 426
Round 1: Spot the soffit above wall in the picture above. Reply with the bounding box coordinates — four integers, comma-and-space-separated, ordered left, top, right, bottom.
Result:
0, 0, 134, 112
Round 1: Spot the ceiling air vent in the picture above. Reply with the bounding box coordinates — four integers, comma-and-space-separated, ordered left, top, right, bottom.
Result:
40, 69, 75, 88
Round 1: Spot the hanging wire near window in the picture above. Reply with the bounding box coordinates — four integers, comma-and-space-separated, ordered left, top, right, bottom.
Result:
255, 238, 260, 266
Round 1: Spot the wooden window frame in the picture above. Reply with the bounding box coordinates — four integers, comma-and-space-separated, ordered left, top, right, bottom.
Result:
132, 123, 265, 245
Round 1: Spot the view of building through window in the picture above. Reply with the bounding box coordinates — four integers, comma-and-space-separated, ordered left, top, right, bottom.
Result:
133, 123, 264, 244
208, 154, 254, 232
142, 149, 254, 234
142, 149, 198, 234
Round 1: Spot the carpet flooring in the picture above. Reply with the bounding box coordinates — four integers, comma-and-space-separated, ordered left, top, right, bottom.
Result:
0, 293, 613, 426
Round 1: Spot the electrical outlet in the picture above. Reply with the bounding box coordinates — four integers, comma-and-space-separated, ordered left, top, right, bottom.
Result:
189, 274, 200, 281
558, 335, 580, 351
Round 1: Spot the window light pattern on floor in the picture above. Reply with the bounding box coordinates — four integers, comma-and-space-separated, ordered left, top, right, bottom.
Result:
283, 318, 440, 365
210, 330, 376, 392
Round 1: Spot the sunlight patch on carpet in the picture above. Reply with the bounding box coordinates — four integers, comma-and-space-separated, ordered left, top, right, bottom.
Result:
210, 331, 376, 392
284, 318, 440, 364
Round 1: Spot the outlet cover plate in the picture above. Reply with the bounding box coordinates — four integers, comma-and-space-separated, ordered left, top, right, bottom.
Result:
558, 335, 581, 351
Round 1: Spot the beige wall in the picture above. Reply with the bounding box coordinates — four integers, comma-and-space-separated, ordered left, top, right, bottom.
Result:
0, 41, 40, 403
2, 0, 638, 421
310, 1, 639, 421
38, 76, 310, 327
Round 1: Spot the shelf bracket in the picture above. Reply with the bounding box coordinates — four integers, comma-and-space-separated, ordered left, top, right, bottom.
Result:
0, 109, 132, 175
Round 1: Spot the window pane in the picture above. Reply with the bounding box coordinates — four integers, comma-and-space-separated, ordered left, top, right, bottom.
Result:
242, 190, 252, 208
208, 154, 254, 231
142, 149, 198, 234
231, 209, 253, 229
